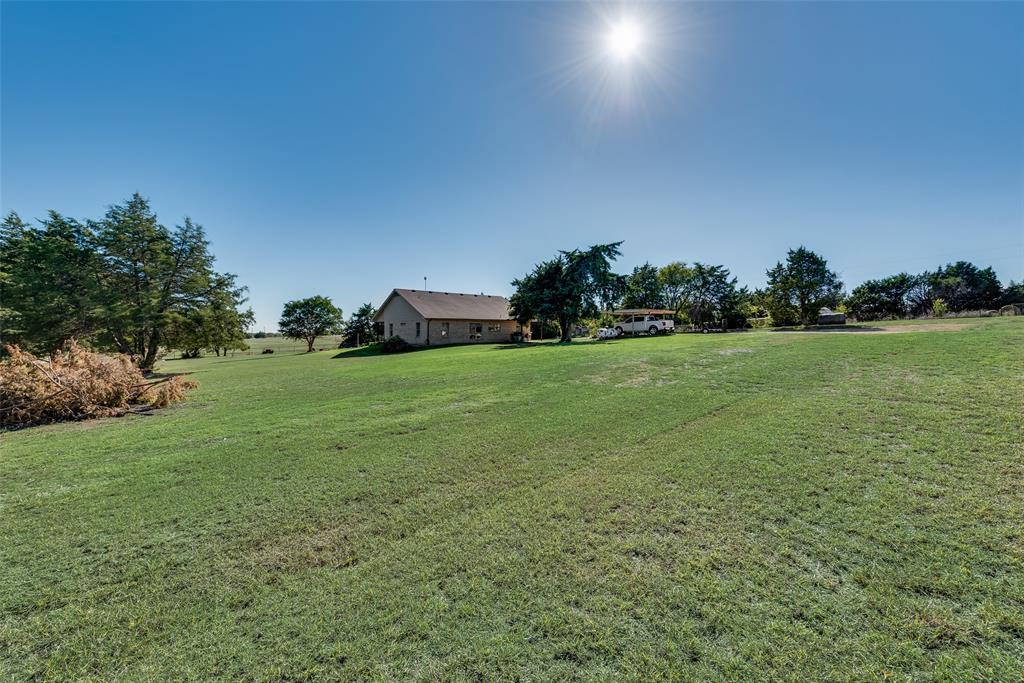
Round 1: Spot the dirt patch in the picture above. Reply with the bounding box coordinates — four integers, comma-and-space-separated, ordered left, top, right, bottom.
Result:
614, 374, 677, 389
879, 323, 976, 333
250, 527, 359, 572
719, 348, 753, 356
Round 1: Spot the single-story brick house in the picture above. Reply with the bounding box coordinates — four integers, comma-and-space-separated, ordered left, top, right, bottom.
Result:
373, 289, 528, 346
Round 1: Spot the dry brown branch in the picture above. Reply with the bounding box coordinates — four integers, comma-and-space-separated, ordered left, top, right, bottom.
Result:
1, 340, 198, 429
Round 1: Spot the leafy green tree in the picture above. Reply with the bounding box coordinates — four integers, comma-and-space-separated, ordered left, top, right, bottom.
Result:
764, 247, 843, 325
927, 262, 1002, 312
751, 287, 794, 326
93, 194, 222, 368
166, 273, 253, 357
845, 273, 914, 321
1, 211, 104, 353
721, 285, 755, 329
342, 303, 380, 347
0, 212, 29, 346
2, 195, 249, 366
510, 242, 622, 342
658, 261, 693, 313
677, 262, 742, 328
204, 276, 255, 356
1001, 280, 1024, 306
279, 296, 343, 352
905, 273, 935, 317
621, 262, 665, 309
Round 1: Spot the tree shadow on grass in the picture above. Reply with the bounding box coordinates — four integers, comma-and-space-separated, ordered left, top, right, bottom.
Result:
332, 344, 436, 359
332, 345, 386, 359
490, 339, 617, 350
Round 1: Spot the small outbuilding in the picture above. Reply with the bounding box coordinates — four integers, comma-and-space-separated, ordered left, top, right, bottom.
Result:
373, 289, 527, 346
817, 307, 846, 325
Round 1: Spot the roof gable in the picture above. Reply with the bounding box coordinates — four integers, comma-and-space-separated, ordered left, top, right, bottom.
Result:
374, 289, 513, 321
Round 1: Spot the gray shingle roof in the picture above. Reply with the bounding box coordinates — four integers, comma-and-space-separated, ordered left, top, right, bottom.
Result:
376, 289, 514, 321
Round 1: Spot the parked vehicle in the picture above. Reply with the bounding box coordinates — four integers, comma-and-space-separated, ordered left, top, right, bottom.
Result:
610, 309, 676, 336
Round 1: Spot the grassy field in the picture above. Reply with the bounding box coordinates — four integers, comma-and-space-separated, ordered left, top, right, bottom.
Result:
2, 318, 1022, 680
208, 334, 347, 358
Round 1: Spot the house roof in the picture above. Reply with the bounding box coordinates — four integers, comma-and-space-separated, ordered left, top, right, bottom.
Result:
374, 289, 514, 321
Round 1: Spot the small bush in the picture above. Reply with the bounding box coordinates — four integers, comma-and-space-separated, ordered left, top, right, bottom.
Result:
932, 299, 948, 317
0, 341, 198, 429
380, 336, 412, 354
747, 316, 774, 329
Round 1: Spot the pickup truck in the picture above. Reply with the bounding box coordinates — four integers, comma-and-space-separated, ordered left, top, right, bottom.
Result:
612, 311, 675, 336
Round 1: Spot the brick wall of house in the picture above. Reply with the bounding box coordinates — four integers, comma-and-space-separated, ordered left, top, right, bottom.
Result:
376, 292, 529, 346
426, 319, 522, 345
376, 296, 427, 345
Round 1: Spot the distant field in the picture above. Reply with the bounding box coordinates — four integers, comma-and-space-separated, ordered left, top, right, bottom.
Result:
2, 318, 1022, 680
188, 334, 347, 357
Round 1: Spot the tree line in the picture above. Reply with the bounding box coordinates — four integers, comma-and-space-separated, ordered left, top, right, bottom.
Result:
5, 194, 1019, 358
845, 263, 1020, 321
510, 243, 1021, 341
1, 194, 252, 369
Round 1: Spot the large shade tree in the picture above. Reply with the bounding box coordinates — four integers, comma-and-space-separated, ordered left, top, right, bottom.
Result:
341, 303, 380, 347
677, 262, 744, 328
94, 195, 222, 368
1002, 281, 1024, 307
845, 273, 914, 321
658, 261, 693, 313
925, 262, 1002, 312
279, 296, 344, 352
621, 262, 666, 309
166, 273, 253, 357
2, 195, 247, 368
764, 247, 843, 325
509, 242, 622, 342
1, 211, 103, 353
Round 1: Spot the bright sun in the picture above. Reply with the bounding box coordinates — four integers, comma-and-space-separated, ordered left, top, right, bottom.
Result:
606, 19, 644, 61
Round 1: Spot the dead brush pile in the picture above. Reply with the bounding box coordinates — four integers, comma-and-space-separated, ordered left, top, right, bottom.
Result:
0, 340, 198, 429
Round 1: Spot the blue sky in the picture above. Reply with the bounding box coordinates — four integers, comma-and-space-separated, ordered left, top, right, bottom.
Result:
3, 1, 1022, 331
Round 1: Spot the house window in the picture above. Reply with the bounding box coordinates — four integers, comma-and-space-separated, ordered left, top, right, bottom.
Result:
487, 323, 501, 332
389, 323, 393, 337
468, 322, 483, 340
441, 322, 449, 337
416, 322, 421, 338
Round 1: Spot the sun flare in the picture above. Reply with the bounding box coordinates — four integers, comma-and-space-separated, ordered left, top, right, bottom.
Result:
606, 18, 644, 61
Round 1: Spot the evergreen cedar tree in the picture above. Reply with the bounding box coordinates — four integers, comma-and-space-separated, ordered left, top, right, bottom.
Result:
1, 194, 252, 368
509, 242, 624, 343
622, 263, 665, 310
763, 247, 844, 325
844, 263, 1008, 321
342, 303, 380, 347
278, 296, 344, 352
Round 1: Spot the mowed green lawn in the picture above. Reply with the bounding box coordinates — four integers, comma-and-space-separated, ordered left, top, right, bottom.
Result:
2, 319, 1022, 680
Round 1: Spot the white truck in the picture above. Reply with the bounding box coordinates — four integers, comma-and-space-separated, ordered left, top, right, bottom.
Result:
611, 310, 676, 336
